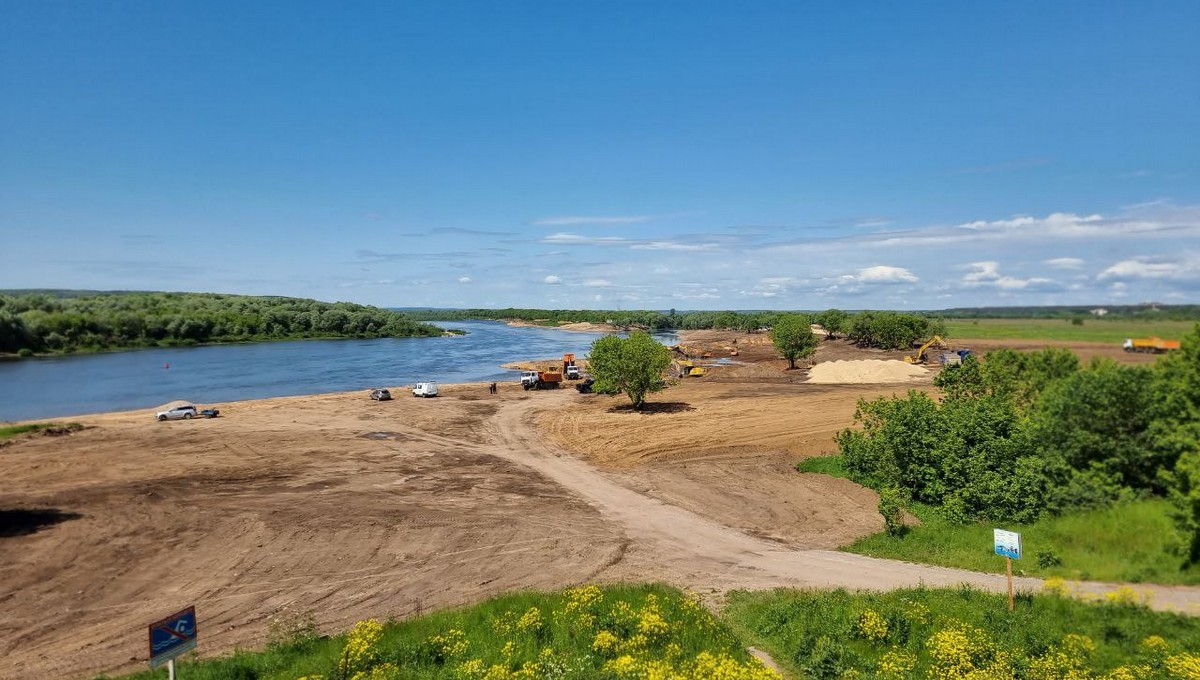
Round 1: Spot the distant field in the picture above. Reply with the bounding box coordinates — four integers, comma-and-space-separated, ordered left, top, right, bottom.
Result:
945, 318, 1198, 343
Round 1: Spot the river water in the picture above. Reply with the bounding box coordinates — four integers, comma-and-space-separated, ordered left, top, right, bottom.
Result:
0, 321, 677, 421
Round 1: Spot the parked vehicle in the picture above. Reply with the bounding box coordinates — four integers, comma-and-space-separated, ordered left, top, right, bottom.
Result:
369, 388, 392, 401
576, 378, 595, 394
563, 353, 581, 380
521, 370, 563, 390
1123, 337, 1181, 353
412, 382, 439, 397
155, 404, 220, 421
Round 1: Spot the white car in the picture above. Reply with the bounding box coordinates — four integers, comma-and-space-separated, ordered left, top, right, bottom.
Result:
156, 405, 197, 421
412, 382, 438, 398
155, 404, 220, 421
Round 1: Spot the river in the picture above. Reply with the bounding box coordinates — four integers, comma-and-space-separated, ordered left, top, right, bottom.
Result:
0, 321, 677, 422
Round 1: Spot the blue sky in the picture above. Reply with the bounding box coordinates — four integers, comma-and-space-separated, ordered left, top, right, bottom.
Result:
1, 2, 1197, 309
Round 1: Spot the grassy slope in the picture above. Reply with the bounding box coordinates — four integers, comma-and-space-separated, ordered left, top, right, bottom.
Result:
798, 458, 1200, 586
724, 587, 1200, 679
0, 422, 79, 439
945, 318, 1197, 343
99, 584, 773, 680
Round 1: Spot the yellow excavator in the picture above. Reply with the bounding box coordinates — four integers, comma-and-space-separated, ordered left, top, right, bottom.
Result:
905, 336, 948, 364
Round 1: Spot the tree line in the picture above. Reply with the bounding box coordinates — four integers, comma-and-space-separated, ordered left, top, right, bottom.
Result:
0, 292, 442, 355
411, 307, 944, 350
836, 324, 1200, 562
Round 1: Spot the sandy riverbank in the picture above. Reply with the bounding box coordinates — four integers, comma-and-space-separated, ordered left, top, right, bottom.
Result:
504, 319, 623, 333
0, 332, 1182, 679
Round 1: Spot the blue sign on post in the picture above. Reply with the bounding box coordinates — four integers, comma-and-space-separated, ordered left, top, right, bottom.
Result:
148, 606, 197, 668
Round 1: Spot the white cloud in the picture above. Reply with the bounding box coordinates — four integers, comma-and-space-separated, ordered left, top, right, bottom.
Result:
960, 261, 1055, 290
541, 233, 629, 245
582, 279, 613, 287
458, 276, 472, 284
852, 265, 918, 284
543, 275, 562, 285
532, 215, 653, 226
1098, 255, 1200, 281
1044, 257, 1085, 269
630, 241, 720, 251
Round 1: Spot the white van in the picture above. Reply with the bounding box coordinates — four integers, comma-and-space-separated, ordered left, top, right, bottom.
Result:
412, 382, 438, 398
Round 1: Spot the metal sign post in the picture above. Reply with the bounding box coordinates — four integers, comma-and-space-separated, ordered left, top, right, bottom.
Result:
993, 529, 1022, 611
149, 606, 197, 674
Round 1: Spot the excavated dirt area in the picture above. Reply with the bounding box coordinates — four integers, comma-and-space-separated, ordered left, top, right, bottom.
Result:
0, 333, 1189, 679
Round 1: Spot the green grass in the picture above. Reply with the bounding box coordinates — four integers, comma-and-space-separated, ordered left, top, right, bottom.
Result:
799, 456, 1200, 585
99, 584, 773, 679
0, 422, 80, 440
724, 586, 1200, 680
796, 455, 850, 478
945, 318, 1198, 344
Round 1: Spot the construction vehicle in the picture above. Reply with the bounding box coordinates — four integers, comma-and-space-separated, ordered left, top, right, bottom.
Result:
521, 370, 563, 390
562, 353, 581, 379
672, 359, 706, 378
938, 349, 973, 366
1123, 337, 1181, 353
904, 336, 949, 364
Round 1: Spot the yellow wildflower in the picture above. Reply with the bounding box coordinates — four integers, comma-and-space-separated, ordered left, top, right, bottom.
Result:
457, 658, 485, 677
1043, 576, 1072, 598
877, 648, 916, 679
593, 629, 619, 654
429, 628, 469, 658
926, 623, 991, 680
564, 584, 604, 612
1164, 653, 1200, 679
339, 619, 383, 675
605, 654, 640, 676
1105, 586, 1152, 607
1140, 635, 1170, 657
855, 609, 889, 643
516, 606, 543, 633
638, 609, 671, 637
903, 598, 931, 625
349, 662, 399, 680
1105, 665, 1154, 680
491, 611, 517, 636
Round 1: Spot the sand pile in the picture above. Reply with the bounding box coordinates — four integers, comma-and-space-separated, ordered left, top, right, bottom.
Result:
807, 359, 928, 384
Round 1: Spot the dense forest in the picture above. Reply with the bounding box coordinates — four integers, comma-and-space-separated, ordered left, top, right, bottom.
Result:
0, 291, 442, 355
837, 323, 1200, 562
407, 308, 943, 350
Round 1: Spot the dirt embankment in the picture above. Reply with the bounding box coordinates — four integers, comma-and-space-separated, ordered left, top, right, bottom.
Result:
504, 320, 621, 333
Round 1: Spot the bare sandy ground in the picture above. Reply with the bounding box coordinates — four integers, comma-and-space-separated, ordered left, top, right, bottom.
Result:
0, 336, 1191, 679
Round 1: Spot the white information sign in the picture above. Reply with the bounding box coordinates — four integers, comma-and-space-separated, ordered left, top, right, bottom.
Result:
993, 528, 1022, 560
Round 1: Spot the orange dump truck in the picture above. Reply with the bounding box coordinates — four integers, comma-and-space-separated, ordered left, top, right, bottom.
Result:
1123, 337, 1181, 353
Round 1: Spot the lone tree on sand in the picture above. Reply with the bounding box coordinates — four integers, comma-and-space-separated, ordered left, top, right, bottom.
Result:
588, 331, 673, 410
771, 314, 819, 369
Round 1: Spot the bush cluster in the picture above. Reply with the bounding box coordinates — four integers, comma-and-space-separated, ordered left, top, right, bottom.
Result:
836, 325, 1200, 561
0, 292, 440, 354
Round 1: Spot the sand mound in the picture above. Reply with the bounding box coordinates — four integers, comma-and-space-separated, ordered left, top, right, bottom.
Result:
807, 359, 928, 384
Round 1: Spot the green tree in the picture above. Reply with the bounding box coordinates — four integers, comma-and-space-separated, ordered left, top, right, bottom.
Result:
1152, 324, 1200, 561
770, 314, 819, 369
587, 331, 673, 410
815, 309, 848, 340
